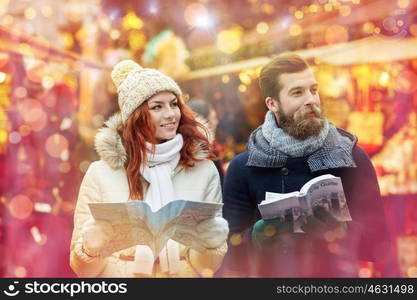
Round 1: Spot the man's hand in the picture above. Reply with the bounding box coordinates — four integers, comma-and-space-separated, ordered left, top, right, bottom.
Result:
301, 207, 347, 239
251, 218, 292, 250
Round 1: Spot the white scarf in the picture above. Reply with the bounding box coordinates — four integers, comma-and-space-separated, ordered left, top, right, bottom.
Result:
133, 134, 184, 276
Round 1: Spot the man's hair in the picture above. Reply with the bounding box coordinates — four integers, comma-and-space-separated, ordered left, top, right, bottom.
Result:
259, 53, 310, 100
187, 98, 211, 119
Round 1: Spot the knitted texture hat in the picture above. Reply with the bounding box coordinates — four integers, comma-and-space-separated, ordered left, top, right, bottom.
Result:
111, 60, 182, 122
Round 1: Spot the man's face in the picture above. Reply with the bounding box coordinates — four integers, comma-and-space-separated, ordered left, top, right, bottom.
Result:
207, 108, 218, 134
278, 68, 320, 117
268, 68, 326, 140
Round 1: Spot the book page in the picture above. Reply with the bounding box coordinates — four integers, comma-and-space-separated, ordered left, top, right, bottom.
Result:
263, 191, 300, 204
258, 195, 300, 220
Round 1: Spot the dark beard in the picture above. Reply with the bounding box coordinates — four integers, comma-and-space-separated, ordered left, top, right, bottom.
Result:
278, 105, 326, 140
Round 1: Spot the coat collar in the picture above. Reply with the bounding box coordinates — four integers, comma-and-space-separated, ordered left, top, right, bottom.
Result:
94, 112, 211, 170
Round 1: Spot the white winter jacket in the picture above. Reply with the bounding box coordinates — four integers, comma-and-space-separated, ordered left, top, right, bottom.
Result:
70, 113, 226, 277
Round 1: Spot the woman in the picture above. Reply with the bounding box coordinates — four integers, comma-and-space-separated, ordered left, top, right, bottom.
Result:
70, 60, 229, 277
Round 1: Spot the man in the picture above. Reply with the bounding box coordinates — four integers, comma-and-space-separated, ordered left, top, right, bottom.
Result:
187, 98, 225, 187
221, 53, 390, 277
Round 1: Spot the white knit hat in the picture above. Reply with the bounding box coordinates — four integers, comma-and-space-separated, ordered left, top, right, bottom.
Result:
110, 60, 182, 122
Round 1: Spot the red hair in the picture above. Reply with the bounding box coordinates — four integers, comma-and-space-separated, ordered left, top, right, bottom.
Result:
117, 94, 214, 200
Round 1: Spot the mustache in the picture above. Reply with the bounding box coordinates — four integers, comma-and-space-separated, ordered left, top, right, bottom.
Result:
279, 104, 326, 140
294, 105, 323, 121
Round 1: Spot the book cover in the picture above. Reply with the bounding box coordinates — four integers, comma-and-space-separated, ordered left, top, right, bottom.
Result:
258, 174, 352, 232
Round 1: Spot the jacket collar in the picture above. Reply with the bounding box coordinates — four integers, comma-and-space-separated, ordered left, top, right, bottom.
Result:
94, 112, 211, 170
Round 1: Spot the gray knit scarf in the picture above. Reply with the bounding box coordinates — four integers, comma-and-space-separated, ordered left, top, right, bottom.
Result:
247, 111, 357, 171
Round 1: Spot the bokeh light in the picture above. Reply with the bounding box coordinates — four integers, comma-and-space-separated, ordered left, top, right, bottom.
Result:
294, 10, 304, 20
9, 195, 33, 220
3, 14, 13, 25
122, 12, 143, 30
60, 149, 69, 161
229, 233, 243, 246
327, 242, 341, 254
45, 134, 69, 158
256, 22, 269, 34
15, 266, 27, 278
9, 132, 21, 144
0, 129, 7, 144
339, 5, 352, 17
110, 29, 120, 40
14, 86, 28, 98
184, 3, 211, 28
325, 25, 348, 44
379, 72, 390, 86
239, 71, 252, 85
393, 70, 417, 94
397, 0, 410, 9
34, 202, 52, 213
26, 60, 48, 84
24, 8, 37, 20
309, 4, 319, 13
324, 3, 333, 12
0, 71, 6, 83
216, 26, 243, 54
383, 17, 397, 31
18, 98, 48, 132
221, 75, 230, 84
42, 76, 55, 89
129, 31, 147, 51
409, 24, 417, 37
0, 52, 8, 68
407, 266, 417, 278
60, 118, 73, 130
359, 267, 373, 278
261, 3, 274, 14
289, 24, 302, 36
310, 25, 327, 45
41, 5, 53, 18
362, 22, 375, 34
59, 162, 71, 173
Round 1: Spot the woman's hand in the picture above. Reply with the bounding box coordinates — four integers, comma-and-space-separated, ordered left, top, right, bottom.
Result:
81, 218, 114, 258
195, 217, 229, 249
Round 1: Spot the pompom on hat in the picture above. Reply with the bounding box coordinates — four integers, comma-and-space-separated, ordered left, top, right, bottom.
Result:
110, 60, 182, 122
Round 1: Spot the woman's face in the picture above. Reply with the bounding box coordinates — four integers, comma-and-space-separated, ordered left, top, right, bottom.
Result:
147, 91, 181, 143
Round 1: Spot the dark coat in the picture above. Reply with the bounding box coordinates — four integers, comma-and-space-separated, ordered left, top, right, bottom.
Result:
221, 135, 390, 277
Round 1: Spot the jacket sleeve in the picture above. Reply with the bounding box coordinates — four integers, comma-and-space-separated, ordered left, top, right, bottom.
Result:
223, 155, 256, 233
187, 162, 228, 275
221, 155, 257, 276
70, 163, 109, 277
344, 146, 391, 262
